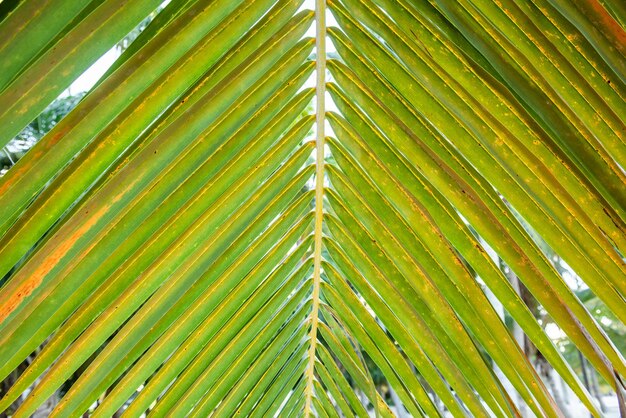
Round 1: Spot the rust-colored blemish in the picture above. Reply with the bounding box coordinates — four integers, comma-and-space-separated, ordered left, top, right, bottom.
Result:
0, 150, 47, 195
586, 0, 626, 53
0, 195, 119, 323
0, 129, 69, 196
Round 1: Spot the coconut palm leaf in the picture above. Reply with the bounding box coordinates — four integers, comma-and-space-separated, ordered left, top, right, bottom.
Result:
0, 0, 624, 416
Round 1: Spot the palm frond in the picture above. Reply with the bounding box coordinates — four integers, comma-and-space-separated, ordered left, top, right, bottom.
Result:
0, 0, 624, 416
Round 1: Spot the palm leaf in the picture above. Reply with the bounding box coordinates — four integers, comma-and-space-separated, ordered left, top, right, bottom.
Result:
0, 0, 624, 416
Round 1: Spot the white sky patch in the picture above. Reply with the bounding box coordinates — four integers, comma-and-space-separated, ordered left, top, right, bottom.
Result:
64, 47, 120, 97
544, 323, 566, 340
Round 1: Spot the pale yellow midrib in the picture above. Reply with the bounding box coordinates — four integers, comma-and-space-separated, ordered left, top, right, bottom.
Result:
303, 0, 326, 416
